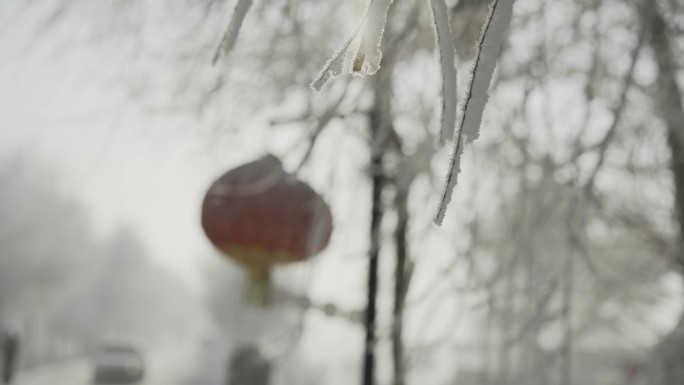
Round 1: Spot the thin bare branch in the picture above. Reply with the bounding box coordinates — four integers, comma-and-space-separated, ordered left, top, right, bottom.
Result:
584, 1, 652, 191
212, 0, 253, 65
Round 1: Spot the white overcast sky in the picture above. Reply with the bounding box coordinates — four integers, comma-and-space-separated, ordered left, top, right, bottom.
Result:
0, 13, 234, 290
0, 0, 379, 303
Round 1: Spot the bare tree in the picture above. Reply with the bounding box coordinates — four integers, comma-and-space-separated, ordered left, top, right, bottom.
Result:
6, 0, 684, 384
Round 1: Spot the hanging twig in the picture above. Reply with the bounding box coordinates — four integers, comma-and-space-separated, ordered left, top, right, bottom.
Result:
310, 0, 375, 90
429, 0, 458, 144
311, 0, 397, 90
435, 0, 517, 225
352, 0, 395, 76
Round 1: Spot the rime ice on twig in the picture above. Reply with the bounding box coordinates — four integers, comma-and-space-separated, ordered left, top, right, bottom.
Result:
434, 135, 465, 226
310, 1, 372, 91
434, 0, 516, 225
352, 0, 394, 77
310, 34, 360, 91
429, 0, 458, 144
212, 0, 253, 65
458, 0, 515, 144
311, 0, 397, 90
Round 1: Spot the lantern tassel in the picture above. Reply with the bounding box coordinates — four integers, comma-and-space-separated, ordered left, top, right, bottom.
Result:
246, 267, 272, 307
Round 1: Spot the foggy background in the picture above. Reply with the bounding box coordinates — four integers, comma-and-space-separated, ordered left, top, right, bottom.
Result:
1, 0, 683, 384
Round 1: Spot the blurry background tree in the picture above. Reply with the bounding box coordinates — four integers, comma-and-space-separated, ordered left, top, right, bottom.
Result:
0, 157, 210, 380
0, 158, 95, 340
2, 0, 684, 385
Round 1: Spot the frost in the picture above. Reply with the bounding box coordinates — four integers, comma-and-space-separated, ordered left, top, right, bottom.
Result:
352, 0, 394, 77
458, 0, 515, 144
311, 0, 395, 91
310, 32, 361, 91
434, 135, 465, 226
212, 0, 253, 65
429, 0, 458, 144
434, 0, 516, 225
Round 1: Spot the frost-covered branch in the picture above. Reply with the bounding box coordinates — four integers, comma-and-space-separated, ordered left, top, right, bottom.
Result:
458, 0, 516, 144
429, 0, 458, 144
212, 0, 253, 65
309, 2, 370, 91
434, 0, 516, 225
352, 0, 394, 76
311, 0, 396, 91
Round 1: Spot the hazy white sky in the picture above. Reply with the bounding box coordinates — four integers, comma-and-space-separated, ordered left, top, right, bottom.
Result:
0, 22, 238, 290
0, 1, 377, 300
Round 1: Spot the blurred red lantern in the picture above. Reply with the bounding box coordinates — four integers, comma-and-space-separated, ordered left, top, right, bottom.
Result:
201, 154, 333, 304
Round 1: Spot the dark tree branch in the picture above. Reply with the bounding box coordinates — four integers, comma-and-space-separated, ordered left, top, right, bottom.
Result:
584, 0, 652, 195
652, 6, 684, 272
363, 100, 387, 385
392, 181, 412, 385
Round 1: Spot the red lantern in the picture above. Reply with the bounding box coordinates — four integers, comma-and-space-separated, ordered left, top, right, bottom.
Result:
201, 155, 333, 304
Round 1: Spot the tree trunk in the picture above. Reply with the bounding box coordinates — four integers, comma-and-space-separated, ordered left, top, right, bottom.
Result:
650, 8, 684, 384
392, 184, 410, 385
362, 112, 384, 385
363, 65, 394, 385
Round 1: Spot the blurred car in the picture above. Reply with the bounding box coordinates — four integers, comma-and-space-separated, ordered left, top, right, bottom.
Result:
91, 344, 145, 384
